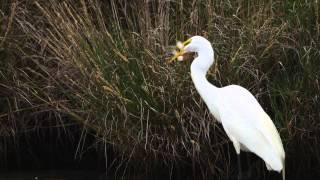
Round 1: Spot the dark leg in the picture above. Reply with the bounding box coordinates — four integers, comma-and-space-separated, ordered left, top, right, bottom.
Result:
237, 154, 242, 180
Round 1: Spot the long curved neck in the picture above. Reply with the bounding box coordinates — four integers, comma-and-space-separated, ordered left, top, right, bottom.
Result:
190, 51, 218, 103
190, 48, 216, 86
190, 61, 209, 88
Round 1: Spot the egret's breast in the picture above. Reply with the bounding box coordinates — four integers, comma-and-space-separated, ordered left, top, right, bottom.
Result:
197, 95, 221, 122
197, 86, 221, 123
208, 105, 221, 123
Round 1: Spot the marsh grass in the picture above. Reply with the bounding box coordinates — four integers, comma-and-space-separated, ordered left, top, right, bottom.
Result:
1, 0, 320, 179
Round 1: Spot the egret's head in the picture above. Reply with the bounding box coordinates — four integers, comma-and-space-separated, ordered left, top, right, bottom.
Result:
169, 36, 213, 63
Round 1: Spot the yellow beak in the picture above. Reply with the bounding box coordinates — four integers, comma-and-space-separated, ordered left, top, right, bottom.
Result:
168, 38, 192, 63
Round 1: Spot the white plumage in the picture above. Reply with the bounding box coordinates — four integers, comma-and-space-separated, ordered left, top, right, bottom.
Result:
171, 36, 285, 179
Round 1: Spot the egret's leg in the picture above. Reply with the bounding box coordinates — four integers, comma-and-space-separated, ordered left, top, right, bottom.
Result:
237, 154, 242, 180
230, 139, 241, 180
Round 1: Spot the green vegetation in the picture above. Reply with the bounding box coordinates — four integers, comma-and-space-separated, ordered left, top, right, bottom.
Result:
1, 0, 319, 179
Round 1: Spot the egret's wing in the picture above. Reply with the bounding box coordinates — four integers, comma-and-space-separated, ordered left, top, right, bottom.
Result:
220, 105, 283, 171
255, 109, 285, 159
219, 85, 284, 171
222, 85, 284, 158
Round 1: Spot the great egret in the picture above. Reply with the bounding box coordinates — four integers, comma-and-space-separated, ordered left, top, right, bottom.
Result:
170, 36, 285, 180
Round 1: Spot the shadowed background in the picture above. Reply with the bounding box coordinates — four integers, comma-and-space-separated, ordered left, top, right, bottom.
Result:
0, 0, 319, 179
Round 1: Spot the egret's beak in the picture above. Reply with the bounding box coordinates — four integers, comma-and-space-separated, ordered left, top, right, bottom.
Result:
168, 38, 192, 63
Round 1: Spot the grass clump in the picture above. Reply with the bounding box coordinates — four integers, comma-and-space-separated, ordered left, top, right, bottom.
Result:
1, 0, 320, 179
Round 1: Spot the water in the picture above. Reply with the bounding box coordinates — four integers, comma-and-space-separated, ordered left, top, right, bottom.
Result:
0, 171, 103, 180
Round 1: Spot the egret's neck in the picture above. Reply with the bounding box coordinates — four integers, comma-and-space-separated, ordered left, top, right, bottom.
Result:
190, 48, 215, 88
190, 51, 218, 103
190, 62, 209, 87
188, 40, 221, 121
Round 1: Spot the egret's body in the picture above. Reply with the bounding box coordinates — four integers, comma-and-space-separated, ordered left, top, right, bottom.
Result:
171, 36, 285, 179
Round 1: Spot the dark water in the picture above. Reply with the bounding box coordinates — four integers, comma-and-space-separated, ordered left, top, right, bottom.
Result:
1, 124, 319, 180
0, 171, 145, 180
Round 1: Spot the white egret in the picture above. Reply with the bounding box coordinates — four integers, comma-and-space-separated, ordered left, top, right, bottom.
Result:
170, 36, 285, 180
